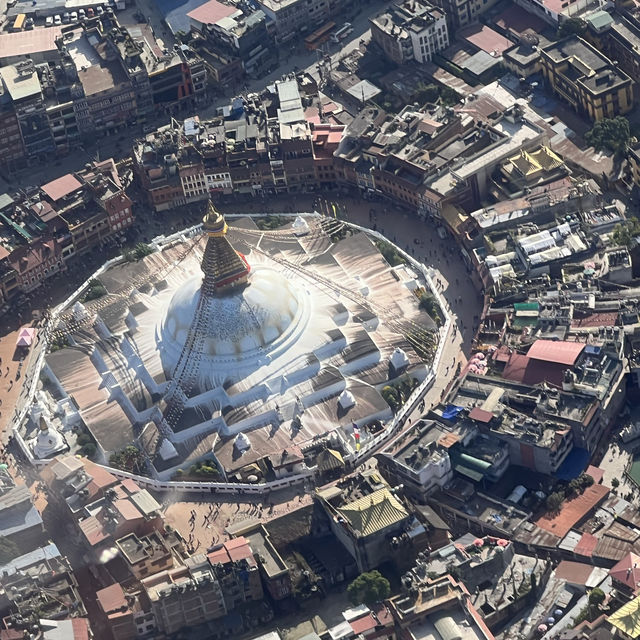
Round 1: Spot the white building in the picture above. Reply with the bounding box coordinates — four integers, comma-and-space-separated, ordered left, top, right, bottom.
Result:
370, 0, 449, 65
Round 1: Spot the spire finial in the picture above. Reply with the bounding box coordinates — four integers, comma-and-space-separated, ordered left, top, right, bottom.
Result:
202, 201, 227, 237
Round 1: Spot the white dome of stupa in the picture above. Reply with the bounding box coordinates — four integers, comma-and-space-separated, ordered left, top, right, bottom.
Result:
160, 267, 301, 366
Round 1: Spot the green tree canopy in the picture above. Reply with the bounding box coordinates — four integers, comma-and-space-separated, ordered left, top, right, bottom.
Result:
557, 18, 587, 39
584, 117, 631, 154
109, 445, 145, 474
347, 570, 391, 606
0, 537, 20, 564
588, 587, 605, 607
546, 491, 565, 514
612, 217, 640, 248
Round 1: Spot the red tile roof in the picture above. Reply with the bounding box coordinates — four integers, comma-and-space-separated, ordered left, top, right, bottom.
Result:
502, 352, 566, 387
79, 515, 108, 547
585, 465, 604, 484
459, 24, 512, 55
610, 552, 640, 591
84, 461, 118, 497
41, 174, 82, 202
555, 560, 593, 585
350, 613, 377, 634
71, 618, 91, 640
535, 484, 609, 538
120, 478, 141, 494
574, 532, 598, 558
208, 536, 255, 566
114, 498, 142, 521
493, 3, 548, 35
186, 0, 236, 25
527, 339, 584, 366
96, 583, 127, 614
468, 407, 494, 423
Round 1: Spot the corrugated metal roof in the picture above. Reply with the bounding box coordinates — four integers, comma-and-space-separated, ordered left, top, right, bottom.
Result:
536, 484, 609, 538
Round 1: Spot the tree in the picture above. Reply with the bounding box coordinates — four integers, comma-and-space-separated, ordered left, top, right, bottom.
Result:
80, 443, 97, 459
546, 491, 565, 513
0, 537, 19, 564
588, 587, 605, 607
557, 18, 586, 39
381, 385, 399, 411
612, 217, 640, 248
415, 83, 440, 105
347, 571, 391, 606
419, 292, 443, 326
440, 86, 460, 106
109, 445, 145, 474
611, 477, 620, 488
584, 117, 631, 155
83, 279, 107, 301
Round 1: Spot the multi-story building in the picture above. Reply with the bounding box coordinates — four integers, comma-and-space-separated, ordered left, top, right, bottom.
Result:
388, 574, 496, 640
96, 583, 146, 640
540, 36, 633, 121
316, 472, 420, 572
8, 237, 65, 293
0, 85, 26, 171
0, 548, 91, 636
133, 125, 200, 210
237, 525, 292, 601
116, 529, 186, 580
0, 61, 56, 162
0, 469, 46, 553
66, 28, 138, 134
189, 1, 273, 79
142, 556, 227, 636
370, 0, 449, 65
256, 0, 348, 43
311, 123, 344, 187
276, 79, 315, 192
433, 0, 501, 29
208, 537, 264, 610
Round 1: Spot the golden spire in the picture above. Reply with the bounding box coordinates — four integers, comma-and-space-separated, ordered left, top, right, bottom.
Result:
202, 201, 228, 238
200, 200, 250, 295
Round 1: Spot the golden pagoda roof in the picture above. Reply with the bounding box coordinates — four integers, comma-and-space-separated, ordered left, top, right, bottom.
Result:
337, 488, 408, 537
610, 594, 640, 638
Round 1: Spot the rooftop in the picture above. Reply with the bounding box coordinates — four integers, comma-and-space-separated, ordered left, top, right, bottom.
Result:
41, 174, 82, 203
336, 487, 408, 537
187, 0, 238, 25
0, 27, 62, 61
609, 594, 640, 638
527, 339, 585, 366
535, 484, 610, 538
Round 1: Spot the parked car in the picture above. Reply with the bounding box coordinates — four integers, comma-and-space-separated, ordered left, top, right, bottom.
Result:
62, 11, 70, 22
87, 7, 94, 16
45, 15, 53, 25
54, 14, 62, 24
97, 4, 104, 14
78, 7, 85, 18
70, 10, 78, 21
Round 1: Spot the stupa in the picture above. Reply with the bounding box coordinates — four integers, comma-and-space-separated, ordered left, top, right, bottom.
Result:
40, 204, 437, 480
